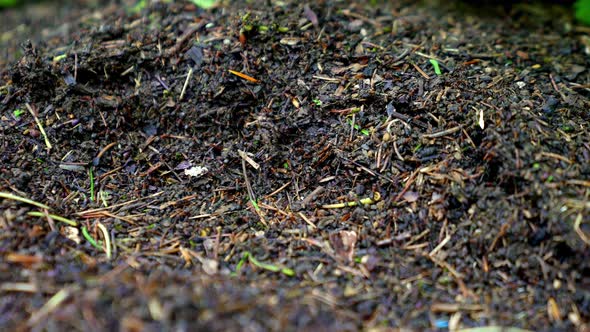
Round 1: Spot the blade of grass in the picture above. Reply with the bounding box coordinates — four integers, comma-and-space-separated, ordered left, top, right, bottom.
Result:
232, 252, 250, 276
179, 67, 194, 101
234, 251, 295, 277
27, 211, 77, 227
89, 166, 95, 202
240, 154, 267, 226
27, 288, 71, 327
247, 253, 280, 272
429, 59, 442, 75
0, 192, 51, 210
97, 222, 112, 260
25, 103, 52, 151
82, 226, 100, 249
249, 254, 295, 276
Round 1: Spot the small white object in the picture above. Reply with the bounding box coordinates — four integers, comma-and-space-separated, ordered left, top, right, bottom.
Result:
64, 226, 81, 244
184, 166, 208, 178
516, 81, 526, 89
478, 108, 485, 130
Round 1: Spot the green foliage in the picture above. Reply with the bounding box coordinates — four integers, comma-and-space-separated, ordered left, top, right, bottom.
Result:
130, 0, 147, 13
189, 0, 217, 9
13, 108, 24, 118
0, 0, 18, 7
575, 0, 590, 25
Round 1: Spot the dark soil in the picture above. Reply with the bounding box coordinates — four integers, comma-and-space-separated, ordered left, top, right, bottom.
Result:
1, 0, 589, 330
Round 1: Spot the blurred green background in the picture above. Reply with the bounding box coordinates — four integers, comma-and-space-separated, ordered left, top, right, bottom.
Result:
0, 0, 588, 24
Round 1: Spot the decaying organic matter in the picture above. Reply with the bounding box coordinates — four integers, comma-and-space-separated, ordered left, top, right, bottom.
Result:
1, 0, 589, 330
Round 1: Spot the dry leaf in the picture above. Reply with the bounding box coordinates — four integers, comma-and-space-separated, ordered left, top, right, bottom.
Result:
329, 230, 357, 263
303, 4, 318, 27
403, 191, 420, 203
547, 297, 561, 322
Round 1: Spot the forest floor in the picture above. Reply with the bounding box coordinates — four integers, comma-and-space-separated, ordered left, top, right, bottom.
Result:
1, 0, 589, 330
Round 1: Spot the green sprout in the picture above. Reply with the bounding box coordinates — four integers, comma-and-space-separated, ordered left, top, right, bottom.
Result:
82, 226, 100, 249
190, 0, 217, 9
413, 143, 422, 153
250, 198, 260, 212
429, 59, 442, 75
13, 108, 24, 118
52, 54, 67, 62
99, 190, 110, 207
27, 211, 77, 227
234, 251, 295, 277
346, 118, 369, 136
312, 99, 322, 106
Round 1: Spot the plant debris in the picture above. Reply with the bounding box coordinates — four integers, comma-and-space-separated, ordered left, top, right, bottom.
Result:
1, 0, 589, 330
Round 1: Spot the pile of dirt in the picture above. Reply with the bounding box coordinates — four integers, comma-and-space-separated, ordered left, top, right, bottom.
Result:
1, 0, 589, 330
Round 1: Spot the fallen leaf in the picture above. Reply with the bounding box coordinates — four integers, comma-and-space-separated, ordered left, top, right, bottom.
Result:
547, 297, 561, 322
329, 230, 357, 263
303, 4, 318, 27
402, 191, 419, 203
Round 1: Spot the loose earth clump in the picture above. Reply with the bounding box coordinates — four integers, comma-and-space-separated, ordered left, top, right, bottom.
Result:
1, 0, 589, 330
